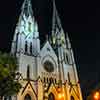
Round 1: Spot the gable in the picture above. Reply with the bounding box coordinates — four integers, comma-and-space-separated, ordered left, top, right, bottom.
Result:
40, 41, 57, 59
21, 81, 37, 98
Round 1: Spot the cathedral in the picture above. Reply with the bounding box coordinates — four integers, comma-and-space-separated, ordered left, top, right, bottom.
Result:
10, 0, 83, 100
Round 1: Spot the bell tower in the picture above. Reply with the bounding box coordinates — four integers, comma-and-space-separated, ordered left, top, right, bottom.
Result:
51, 0, 67, 83
11, 0, 40, 56
11, 0, 40, 84
51, 0, 83, 100
10, 0, 40, 99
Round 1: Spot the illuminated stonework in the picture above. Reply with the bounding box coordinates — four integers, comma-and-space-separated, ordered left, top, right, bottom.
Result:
10, 0, 83, 100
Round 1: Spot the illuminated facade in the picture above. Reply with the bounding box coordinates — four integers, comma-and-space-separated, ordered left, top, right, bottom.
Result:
10, 0, 83, 100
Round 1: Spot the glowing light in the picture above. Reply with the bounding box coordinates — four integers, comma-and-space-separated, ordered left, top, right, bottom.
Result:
62, 93, 64, 97
94, 91, 100, 100
58, 93, 62, 99
53, 37, 56, 44
58, 93, 64, 100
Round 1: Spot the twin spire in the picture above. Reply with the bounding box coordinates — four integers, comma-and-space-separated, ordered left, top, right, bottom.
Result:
18, 0, 67, 46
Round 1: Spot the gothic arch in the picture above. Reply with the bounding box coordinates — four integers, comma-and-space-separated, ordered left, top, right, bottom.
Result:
48, 84, 58, 100
48, 93, 55, 100
70, 96, 75, 100
24, 94, 31, 100
22, 91, 36, 100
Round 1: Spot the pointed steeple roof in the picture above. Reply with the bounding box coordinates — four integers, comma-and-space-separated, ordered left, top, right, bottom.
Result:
51, 0, 66, 48
21, 0, 33, 17
52, 0, 63, 34
16, 0, 39, 35
17, 0, 34, 26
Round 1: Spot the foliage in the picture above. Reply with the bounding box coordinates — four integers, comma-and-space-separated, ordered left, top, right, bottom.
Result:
0, 52, 21, 97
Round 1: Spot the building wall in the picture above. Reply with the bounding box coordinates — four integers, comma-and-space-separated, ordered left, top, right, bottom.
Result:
14, 41, 83, 100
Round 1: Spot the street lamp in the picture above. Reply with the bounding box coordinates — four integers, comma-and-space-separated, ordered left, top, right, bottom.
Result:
93, 91, 100, 100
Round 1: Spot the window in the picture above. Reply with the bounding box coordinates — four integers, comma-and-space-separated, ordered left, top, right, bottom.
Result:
64, 52, 73, 65
48, 93, 55, 100
44, 77, 46, 83
27, 65, 30, 79
68, 72, 71, 83
25, 41, 28, 53
43, 61, 54, 73
4, 97, 7, 100
47, 78, 49, 83
4, 96, 12, 100
55, 79, 57, 84
24, 94, 31, 100
49, 78, 53, 83
30, 42, 32, 54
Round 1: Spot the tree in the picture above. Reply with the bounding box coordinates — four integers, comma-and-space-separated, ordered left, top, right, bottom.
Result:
0, 52, 21, 100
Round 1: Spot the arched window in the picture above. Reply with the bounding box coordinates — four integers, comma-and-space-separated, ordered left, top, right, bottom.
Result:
4, 97, 7, 100
55, 79, 57, 84
64, 52, 72, 65
27, 65, 30, 79
24, 94, 31, 100
68, 72, 71, 83
48, 93, 55, 100
47, 78, 49, 83
25, 41, 28, 53
30, 42, 32, 54
15, 32, 19, 53
49, 78, 53, 83
4, 96, 12, 100
70, 96, 75, 100
44, 77, 46, 83
64, 53, 68, 64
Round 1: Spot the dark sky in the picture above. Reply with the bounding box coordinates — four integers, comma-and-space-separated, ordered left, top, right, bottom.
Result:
0, 0, 98, 98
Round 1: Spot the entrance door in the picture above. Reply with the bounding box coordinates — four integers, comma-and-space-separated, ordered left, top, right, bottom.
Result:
24, 94, 31, 100
48, 93, 55, 100
70, 96, 75, 100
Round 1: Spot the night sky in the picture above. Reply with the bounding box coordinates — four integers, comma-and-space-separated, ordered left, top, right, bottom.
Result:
0, 0, 98, 98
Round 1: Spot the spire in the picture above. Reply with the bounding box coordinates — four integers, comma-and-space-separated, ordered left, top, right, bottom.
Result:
52, 0, 62, 35
11, 0, 40, 55
16, 0, 39, 38
21, 0, 33, 17
51, 0, 66, 48
17, 0, 34, 27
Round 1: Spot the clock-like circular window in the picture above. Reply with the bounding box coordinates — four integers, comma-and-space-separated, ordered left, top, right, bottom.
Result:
43, 61, 54, 72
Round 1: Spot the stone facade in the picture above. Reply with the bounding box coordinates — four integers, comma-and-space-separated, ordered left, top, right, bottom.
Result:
9, 0, 83, 100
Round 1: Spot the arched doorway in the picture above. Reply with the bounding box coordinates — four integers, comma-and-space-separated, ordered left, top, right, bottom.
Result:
70, 96, 75, 100
24, 94, 31, 100
48, 93, 55, 100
